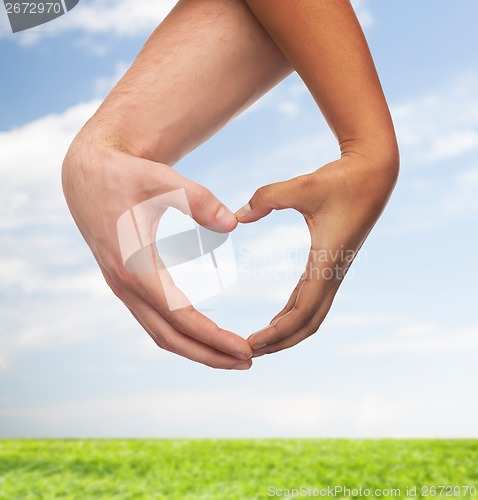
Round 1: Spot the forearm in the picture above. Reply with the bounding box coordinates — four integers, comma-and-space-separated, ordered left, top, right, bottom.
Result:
244, 0, 399, 170
77, 0, 291, 166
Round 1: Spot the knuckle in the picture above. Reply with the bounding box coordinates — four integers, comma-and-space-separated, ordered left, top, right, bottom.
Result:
203, 355, 233, 370
254, 185, 271, 205
153, 332, 173, 352
304, 315, 324, 338
274, 346, 287, 354
109, 280, 126, 300
101, 269, 128, 300
297, 173, 317, 191
167, 314, 183, 332
303, 311, 317, 326
306, 324, 320, 338
110, 262, 138, 290
168, 307, 206, 335
297, 174, 317, 188
295, 306, 316, 327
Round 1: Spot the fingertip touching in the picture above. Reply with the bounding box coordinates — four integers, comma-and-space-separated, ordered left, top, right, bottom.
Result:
235, 198, 272, 224
189, 184, 238, 233
215, 205, 238, 232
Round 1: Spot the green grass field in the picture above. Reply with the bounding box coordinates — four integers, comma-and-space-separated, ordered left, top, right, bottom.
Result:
0, 439, 477, 499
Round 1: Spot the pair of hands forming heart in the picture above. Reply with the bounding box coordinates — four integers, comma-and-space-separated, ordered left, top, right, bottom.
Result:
62, 139, 397, 371
62, 0, 400, 370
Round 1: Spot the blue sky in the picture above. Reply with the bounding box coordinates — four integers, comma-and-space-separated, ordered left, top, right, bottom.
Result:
0, 0, 477, 438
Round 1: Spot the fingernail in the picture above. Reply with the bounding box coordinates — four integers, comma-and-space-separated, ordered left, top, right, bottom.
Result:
233, 351, 252, 360
235, 203, 251, 221
233, 361, 251, 370
216, 205, 237, 227
252, 342, 267, 350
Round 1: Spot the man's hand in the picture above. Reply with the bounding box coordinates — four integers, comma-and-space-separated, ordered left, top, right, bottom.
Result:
236, 155, 399, 356
62, 138, 253, 369
60, 0, 292, 368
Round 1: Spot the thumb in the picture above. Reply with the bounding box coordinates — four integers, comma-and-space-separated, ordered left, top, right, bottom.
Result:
187, 183, 238, 233
235, 177, 303, 223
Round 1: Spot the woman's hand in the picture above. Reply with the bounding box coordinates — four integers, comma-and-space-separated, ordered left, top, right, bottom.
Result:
236, 154, 399, 356
237, 0, 400, 357
62, 136, 253, 369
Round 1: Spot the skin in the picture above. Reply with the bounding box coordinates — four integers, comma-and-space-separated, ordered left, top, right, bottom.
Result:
238, 0, 400, 356
62, 0, 292, 370
62, 0, 399, 368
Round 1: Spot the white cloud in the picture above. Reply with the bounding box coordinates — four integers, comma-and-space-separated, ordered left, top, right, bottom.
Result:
422, 130, 478, 163
0, 257, 109, 299
228, 221, 311, 303
3, 0, 178, 46
203, 128, 338, 206
0, 99, 99, 181
277, 100, 300, 119
1, 64, 478, 438
3, 67, 477, 369
0, 97, 110, 366
379, 73, 478, 233
320, 314, 478, 356
385, 161, 478, 234
237, 75, 311, 122
238, 223, 310, 261
1, 389, 476, 438
2, 0, 373, 49
351, 0, 374, 30
352, 325, 478, 354
392, 73, 478, 165
233, 70, 478, 239
395, 322, 438, 337
63, 0, 177, 37
93, 61, 129, 97
0, 99, 99, 230
0, 295, 117, 365
443, 166, 478, 216
327, 313, 403, 328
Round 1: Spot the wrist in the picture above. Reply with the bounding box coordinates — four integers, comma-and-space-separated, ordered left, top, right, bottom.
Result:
74, 100, 180, 166
340, 139, 400, 187
74, 112, 154, 160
